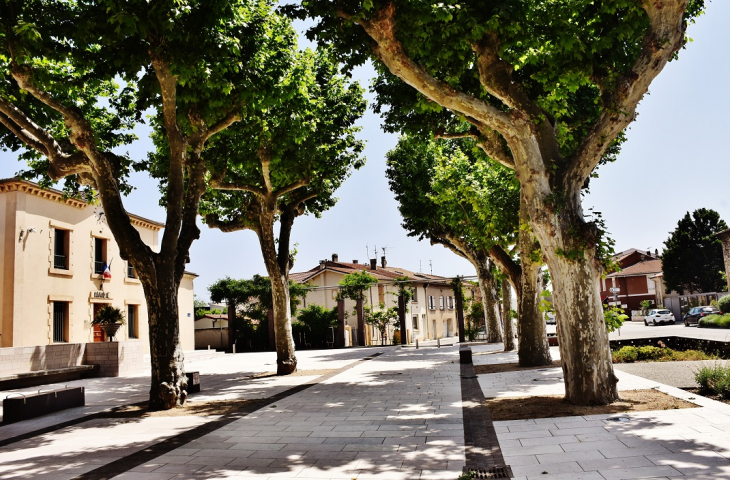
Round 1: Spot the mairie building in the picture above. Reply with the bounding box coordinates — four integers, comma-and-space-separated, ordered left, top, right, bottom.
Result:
0, 179, 197, 377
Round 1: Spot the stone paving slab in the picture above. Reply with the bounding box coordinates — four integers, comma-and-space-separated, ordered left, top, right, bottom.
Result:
473, 344, 730, 479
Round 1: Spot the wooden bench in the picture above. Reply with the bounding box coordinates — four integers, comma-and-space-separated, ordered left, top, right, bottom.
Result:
0, 365, 99, 391
3, 386, 85, 424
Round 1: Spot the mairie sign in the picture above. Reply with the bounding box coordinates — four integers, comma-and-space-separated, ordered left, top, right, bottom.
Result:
92, 291, 111, 299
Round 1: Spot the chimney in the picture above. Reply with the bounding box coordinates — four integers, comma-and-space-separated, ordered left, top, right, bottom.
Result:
381, 256, 387, 268
332, 253, 339, 262
370, 258, 377, 270
353, 260, 359, 264
319, 260, 325, 270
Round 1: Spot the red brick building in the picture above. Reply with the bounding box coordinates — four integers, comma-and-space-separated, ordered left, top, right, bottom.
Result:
600, 248, 662, 318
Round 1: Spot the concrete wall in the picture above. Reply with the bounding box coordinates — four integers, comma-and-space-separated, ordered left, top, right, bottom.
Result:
0, 343, 86, 377
85, 341, 147, 376
194, 328, 229, 350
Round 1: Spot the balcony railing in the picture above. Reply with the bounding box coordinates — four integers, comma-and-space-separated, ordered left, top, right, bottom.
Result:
94, 261, 105, 274
54, 254, 68, 270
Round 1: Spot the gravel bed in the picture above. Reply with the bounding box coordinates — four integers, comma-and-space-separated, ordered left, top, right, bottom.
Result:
614, 359, 730, 389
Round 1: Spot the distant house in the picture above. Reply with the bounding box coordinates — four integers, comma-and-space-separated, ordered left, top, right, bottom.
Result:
290, 254, 474, 346
600, 248, 662, 317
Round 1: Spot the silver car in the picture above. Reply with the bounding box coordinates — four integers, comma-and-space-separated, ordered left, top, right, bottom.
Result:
644, 309, 675, 326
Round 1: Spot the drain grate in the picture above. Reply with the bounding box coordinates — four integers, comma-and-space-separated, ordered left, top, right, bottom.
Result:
463, 465, 513, 479
378, 372, 402, 375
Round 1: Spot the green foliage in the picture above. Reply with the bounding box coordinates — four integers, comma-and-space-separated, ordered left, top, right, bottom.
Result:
718, 296, 730, 314
296, 305, 338, 348
338, 271, 378, 301
538, 290, 554, 320
639, 300, 651, 313
604, 306, 628, 333
699, 314, 730, 329
92, 306, 126, 325
364, 303, 399, 343
394, 276, 414, 304
662, 209, 728, 294
465, 299, 484, 341
612, 346, 716, 363
696, 365, 730, 399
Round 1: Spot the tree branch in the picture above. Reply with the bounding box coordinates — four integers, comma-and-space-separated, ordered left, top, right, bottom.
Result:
488, 244, 522, 298
566, 0, 690, 191
274, 178, 309, 198
346, 3, 515, 137
204, 212, 254, 233
209, 177, 267, 197
434, 121, 514, 168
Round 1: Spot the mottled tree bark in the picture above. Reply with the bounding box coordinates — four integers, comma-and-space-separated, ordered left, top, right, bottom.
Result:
517, 197, 552, 367
476, 256, 501, 343
502, 281, 515, 351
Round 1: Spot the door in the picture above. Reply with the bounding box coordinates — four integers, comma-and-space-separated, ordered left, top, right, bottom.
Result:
432, 320, 436, 339
93, 303, 106, 342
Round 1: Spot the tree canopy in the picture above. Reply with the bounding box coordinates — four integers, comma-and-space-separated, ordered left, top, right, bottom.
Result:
339, 271, 378, 301
662, 208, 728, 294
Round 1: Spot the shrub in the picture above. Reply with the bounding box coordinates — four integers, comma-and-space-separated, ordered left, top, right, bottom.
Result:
695, 365, 730, 398
699, 314, 730, 329
718, 296, 730, 314
635, 346, 665, 361
613, 347, 639, 363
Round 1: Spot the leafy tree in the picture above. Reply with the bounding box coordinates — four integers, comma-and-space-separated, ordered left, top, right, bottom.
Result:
208, 277, 260, 352
201, 48, 366, 374
290, 0, 703, 405
662, 209, 728, 294
386, 135, 550, 363
338, 271, 379, 302
364, 303, 399, 345
0, 0, 292, 409
296, 305, 338, 349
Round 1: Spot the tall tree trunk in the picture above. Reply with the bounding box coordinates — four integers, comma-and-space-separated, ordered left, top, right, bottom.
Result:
502, 281, 515, 351
257, 207, 297, 375
227, 299, 236, 353
475, 255, 501, 343
517, 197, 552, 367
397, 294, 407, 345
355, 297, 365, 346
142, 270, 187, 410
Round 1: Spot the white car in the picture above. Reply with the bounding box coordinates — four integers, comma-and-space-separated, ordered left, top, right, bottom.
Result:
644, 309, 675, 326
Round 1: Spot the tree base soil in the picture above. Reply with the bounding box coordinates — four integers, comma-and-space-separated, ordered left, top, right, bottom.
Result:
683, 387, 730, 405
102, 398, 264, 418
486, 389, 698, 421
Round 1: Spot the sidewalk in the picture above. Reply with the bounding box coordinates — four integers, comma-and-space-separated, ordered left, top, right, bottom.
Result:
470, 344, 730, 479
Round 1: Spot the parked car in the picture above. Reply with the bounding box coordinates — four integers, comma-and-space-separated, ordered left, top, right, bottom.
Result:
643, 309, 675, 326
683, 306, 720, 326
545, 313, 557, 325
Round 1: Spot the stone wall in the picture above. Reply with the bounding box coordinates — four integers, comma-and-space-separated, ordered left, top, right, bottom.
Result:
0, 343, 86, 377
85, 341, 147, 377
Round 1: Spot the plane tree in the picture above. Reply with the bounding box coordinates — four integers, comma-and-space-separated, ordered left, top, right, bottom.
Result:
291, 0, 703, 404
201, 48, 366, 374
386, 135, 549, 361
0, 0, 293, 409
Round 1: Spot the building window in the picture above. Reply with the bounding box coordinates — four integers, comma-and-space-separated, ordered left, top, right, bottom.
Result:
439, 296, 444, 310
447, 296, 454, 309
94, 237, 107, 274
54, 229, 69, 269
428, 295, 435, 310
127, 262, 136, 279
412, 315, 419, 331
647, 277, 656, 292
127, 304, 138, 339
53, 301, 68, 342
412, 288, 417, 303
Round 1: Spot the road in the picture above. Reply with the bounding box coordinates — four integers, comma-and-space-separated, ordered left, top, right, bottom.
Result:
542, 319, 730, 342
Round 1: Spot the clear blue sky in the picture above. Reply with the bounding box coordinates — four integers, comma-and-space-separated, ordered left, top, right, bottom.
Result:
1, 3, 727, 301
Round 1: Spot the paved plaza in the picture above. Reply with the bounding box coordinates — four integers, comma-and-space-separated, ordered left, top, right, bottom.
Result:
1, 344, 730, 479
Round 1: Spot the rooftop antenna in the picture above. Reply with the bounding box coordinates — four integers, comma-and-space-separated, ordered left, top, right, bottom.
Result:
365, 244, 369, 262
381, 245, 389, 256
419, 260, 422, 273
373, 244, 377, 259
429, 260, 433, 275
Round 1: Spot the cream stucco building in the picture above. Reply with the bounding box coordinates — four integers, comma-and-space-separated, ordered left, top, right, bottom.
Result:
0, 179, 195, 352
291, 255, 473, 345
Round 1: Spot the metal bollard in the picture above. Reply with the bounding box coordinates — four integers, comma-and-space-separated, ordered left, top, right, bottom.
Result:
437, 338, 441, 348
208, 345, 210, 350
233, 344, 236, 354
416, 339, 419, 349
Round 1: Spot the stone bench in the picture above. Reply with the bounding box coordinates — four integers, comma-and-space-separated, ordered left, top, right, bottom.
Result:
0, 365, 99, 391
3, 386, 85, 424
186, 371, 200, 394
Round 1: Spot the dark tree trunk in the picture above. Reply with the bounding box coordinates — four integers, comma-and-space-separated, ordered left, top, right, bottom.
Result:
502, 281, 515, 351
397, 294, 407, 345
455, 284, 466, 343
355, 297, 365, 347
141, 271, 187, 410
516, 197, 552, 367
227, 299, 236, 353
336, 296, 346, 348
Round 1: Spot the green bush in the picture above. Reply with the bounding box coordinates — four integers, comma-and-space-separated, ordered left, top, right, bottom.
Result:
718, 296, 730, 314
613, 346, 638, 363
695, 365, 730, 398
699, 314, 730, 329
612, 345, 717, 363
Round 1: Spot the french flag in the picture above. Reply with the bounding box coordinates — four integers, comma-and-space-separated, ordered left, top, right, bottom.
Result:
102, 263, 112, 280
